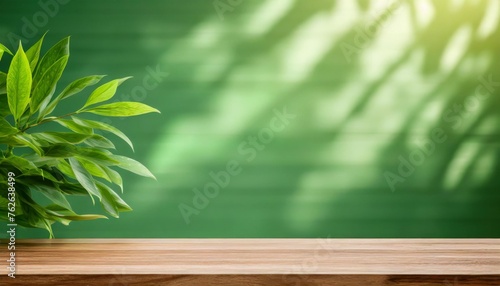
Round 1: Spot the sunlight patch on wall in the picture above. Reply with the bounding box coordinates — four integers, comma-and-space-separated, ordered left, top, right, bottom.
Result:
450, 0, 466, 11
320, 136, 386, 165
414, 0, 435, 29
187, 21, 236, 83
348, 50, 428, 134
278, 13, 339, 83
285, 167, 379, 233
359, 2, 412, 81
314, 82, 368, 131
477, 0, 500, 39
400, 50, 449, 136
469, 146, 496, 187
191, 20, 224, 48
457, 52, 491, 78
244, 0, 295, 36
442, 142, 480, 191
440, 25, 471, 73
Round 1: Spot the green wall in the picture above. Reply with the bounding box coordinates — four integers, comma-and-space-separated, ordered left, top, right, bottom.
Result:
1, 0, 499, 238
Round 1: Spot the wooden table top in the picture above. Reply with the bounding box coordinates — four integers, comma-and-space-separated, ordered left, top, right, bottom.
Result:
1, 238, 499, 275
1, 239, 499, 285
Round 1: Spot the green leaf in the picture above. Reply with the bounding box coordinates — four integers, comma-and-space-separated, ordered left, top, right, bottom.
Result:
83, 134, 115, 149
2, 155, 38, 171
83, 102, 160, 117
62, 75, 107, 100
32, 132, 91, 145
102, 166, 123, 191
77, 148, 119, 166
32, 55, 69, 114
32, 37, 69, 90
106, 188, 131, 212
45, 204, 107, 221
43, 75, 105, 117
7, 43, 32, 122
110, 154, 156, 179
42, 143, 78, 157
54, 118, 93, 135
57, 182, 88, 196
57, 159, 75, 178
83, 77, 131, 108
14, 133, 43, 155
42, 218, 55, 238
25, 32, 46, 72
71, 117, 134, 150
68, 157, 99, 204
96, 182, 132, 217
0, 196, 9, 211
43, 144, 119, 165
96, 182, 118, 217
21, 153, 59, 168
0, 118, 17, 136
0, 72, 7, 95
32, 184, 71, 210
0, 43, 13, 61
19, 168, 60, 183
77, 157, 111, 180
0, 135, 18, 146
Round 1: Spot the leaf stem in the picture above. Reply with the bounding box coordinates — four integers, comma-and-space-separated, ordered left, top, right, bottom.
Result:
5, 145, 13, 157
21, 111, 79, 132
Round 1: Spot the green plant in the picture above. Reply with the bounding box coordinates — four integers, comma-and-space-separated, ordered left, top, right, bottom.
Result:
0, 34, 159, 237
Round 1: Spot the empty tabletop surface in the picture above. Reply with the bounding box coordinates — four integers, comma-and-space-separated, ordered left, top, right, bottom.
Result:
1, 238, 499, 275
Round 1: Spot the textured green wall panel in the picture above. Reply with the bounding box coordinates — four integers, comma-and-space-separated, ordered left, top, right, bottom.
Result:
0, 0, 499, 238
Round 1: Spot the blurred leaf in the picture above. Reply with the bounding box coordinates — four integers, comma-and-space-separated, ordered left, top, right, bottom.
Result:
68, 157, 99, 204
83, 102, 160, 117
45, 204, 107, 221
102, 165, 123, 191
83, 134, 115, 149
0, 196, 9, 211
22, 153, 60, 168
83, 76, 131, 108
54, 118, 93, 135
95, 182, 119, 217
0, 118, 17, 136
1, 154, 38, 172
72, 117, 134, 150
7, 43, 32, 122
42, 143, 78, 157
0, 43, 13, 61
111, 154, 156, 179
96, 182, 132, 218
0, 135, 19, 146
32, 184, 71, 210
14, 133, 43, 155
43, 144, 118, 165
0, 72, 6, 95
0, 96, 9, 116
77, 148, 119, 166
32, 132, 91, 145
77, 157, 111, 181
106, 188, 131, 212
57, 181, 88, 196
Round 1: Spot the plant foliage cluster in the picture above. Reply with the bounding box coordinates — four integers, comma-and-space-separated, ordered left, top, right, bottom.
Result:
0, 34, 159, 237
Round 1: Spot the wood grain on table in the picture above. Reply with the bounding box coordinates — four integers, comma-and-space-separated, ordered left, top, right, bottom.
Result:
1, 239, 499, 285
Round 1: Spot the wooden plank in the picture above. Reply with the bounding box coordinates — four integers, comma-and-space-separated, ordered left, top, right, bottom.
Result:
3, 275, 500, 286
1, 239, 499, 285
